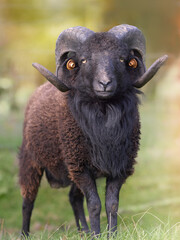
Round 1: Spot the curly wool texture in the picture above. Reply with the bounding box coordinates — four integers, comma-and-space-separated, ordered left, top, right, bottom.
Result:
19, 83, 88, 200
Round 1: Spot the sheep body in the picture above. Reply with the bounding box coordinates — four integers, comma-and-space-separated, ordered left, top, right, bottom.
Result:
19, 25, 167, 237
19, 81, 140, 199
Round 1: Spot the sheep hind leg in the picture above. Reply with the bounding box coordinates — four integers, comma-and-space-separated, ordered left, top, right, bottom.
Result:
69, 184, 89, 233
20, 166, 43, 238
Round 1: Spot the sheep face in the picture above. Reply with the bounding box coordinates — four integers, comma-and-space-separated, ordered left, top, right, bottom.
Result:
32, 25, 167, 93
56, 33, 145, 100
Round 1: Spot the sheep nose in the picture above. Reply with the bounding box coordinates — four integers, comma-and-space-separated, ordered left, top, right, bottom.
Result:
98, 79, 112, 91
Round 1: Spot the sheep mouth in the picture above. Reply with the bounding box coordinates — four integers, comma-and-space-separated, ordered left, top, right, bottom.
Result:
95, 90, 115, 99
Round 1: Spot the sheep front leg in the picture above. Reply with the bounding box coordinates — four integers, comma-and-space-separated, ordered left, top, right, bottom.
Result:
85, 184, 101, 236
73, 173, 101, 236
105, 177, 123, 234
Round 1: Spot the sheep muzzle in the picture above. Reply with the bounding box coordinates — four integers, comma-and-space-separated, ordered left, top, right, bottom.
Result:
93, 69, 117, 99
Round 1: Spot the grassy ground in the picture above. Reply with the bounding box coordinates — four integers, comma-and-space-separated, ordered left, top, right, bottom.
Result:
0, 97, 180, 239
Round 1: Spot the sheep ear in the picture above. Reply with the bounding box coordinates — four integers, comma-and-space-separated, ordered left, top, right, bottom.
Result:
133, 55, 168, 88
32, 63, 70, 92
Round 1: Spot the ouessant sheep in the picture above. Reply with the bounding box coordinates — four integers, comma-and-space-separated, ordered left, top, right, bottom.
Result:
19, 24, 167, 237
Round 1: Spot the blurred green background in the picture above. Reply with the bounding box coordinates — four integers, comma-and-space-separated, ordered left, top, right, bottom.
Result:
0, 0, 180, 114
0, 0, 180, 238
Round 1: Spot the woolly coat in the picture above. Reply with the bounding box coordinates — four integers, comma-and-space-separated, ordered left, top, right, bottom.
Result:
19, 81, 140, 201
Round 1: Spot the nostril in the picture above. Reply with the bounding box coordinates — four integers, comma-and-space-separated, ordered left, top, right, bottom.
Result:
99, 80, 112, 90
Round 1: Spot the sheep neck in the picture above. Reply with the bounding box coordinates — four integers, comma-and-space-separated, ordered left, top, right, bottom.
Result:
68, 90, 141, 178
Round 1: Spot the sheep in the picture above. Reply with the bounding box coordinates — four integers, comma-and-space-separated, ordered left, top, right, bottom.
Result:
19, 24, 168, 237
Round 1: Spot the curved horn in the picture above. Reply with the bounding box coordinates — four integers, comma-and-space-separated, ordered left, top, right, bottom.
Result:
55, 26, 94, 65
55, 26, 94, 84
109, 24, 168, 88
133, 55, 168, 88
33, 27, 94, 92
32, 63, 70, 92
109, 24, 146, 64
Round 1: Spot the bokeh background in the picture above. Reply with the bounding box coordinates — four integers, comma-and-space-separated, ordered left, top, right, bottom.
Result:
0, 0, 180, 237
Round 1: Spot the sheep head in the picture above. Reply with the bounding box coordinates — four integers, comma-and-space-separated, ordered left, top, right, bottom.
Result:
33, 25, 168, 97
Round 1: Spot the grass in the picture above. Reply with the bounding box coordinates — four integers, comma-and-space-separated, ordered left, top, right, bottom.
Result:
1, 212, 180, 239
0, 96, 180, 239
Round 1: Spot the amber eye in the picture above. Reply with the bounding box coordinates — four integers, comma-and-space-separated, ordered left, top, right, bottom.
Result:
129, 58, 138, 68
82, 59, 87, 64
66, 59, 76, 70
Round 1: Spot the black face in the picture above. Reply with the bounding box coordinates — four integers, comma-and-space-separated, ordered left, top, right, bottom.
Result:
57, 32, 145, 100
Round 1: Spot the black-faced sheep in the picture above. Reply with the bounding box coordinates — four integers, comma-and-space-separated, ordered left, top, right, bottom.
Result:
19, 24, 167, 237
